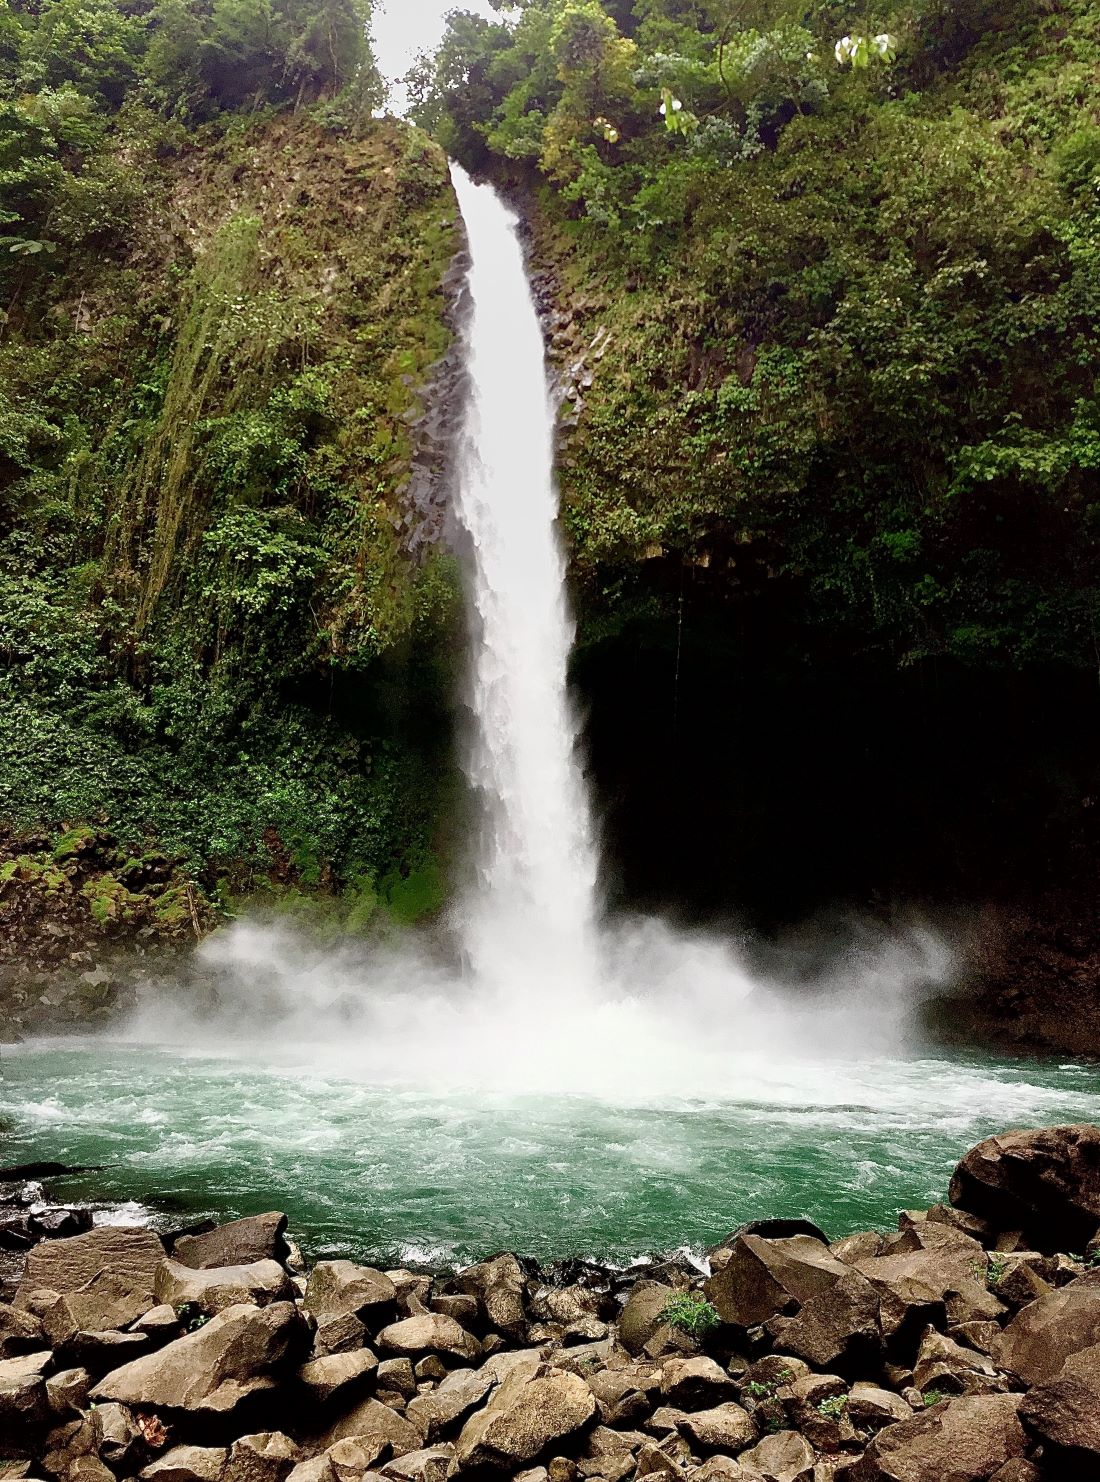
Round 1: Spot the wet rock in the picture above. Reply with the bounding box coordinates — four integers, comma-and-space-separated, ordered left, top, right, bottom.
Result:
845, 1393, 1026, 1482
705, 1237, 849, 1330
1019, 1340, 1100, 1467
90, 1301, 307, 1416
155, 1258, 295, 1316
407, 1366, 497, 1442
618, 1284, 673, 1358
30, 1209, 94, 1241
16, 1228, 164, 1308
737, 1429, 815, 1482
994, 1269, 1100, 1385
172, 1215, 290, 1271
950, 1125, 1100, 1253
304, 1264, 398, 1328
455, 1366, 597, 1473
378, 1315, 481, 1365
453, 1256, 528, 1340
298, 1350, 379, 1408
677, 1402, 757, 1455
139, 1446, 228, 1482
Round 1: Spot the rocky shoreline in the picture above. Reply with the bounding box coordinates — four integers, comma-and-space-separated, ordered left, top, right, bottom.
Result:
2, 1126, 1100, 1479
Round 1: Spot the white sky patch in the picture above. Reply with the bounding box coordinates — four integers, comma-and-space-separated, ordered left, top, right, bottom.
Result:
372, 0, 503, 114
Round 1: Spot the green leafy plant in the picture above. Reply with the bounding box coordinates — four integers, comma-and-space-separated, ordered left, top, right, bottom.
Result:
816, 1395, 849, 1420
660, 1292, 721, 1337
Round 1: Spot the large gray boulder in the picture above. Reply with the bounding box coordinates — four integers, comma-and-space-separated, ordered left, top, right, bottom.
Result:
676, 1403, 756, 1456
90, 1302, 306, 1416
455, 1365, 596, 1473
40, 1268, 158, 1348
312, 1395, 424, 1458
950, 1125, 1100, 1252
154, 1258, 294, 1316
704, 1236, 849, 1329
846, 1394, 1026, 1482
296, 1350, 378, 1408
406, 1367, 497, 1443
173, 1216, 289, 1271
618, 1283, 673, 1358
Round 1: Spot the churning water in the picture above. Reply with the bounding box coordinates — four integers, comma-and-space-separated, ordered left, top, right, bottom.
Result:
4, 172, 1098, 1265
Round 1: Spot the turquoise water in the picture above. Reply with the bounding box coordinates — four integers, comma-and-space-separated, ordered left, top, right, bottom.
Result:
2, 1040, 1098, 1267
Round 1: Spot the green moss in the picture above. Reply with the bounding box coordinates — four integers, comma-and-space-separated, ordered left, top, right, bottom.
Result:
81, 877, 147, 928
382, 860, 446, 926
52, 826, 97, 862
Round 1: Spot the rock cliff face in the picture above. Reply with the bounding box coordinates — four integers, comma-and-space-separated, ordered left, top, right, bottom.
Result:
4, 1125, 1100, 1479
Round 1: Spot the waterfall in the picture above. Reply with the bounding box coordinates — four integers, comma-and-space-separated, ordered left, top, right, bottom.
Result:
449, 166, 600, 993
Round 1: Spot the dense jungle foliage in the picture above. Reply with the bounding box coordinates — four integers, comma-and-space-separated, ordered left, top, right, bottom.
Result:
0, 0, 461, 920
417, 0, 1100, 673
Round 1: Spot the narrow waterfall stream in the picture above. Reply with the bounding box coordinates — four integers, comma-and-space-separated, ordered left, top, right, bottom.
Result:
3, 174, 1099, 1266
449, 166, 599, 995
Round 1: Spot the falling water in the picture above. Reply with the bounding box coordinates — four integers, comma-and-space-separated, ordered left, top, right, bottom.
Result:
449, 166, 600, 994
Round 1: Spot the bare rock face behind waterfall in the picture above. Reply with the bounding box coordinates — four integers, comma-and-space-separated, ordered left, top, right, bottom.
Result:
2, 1124, 1100, 1479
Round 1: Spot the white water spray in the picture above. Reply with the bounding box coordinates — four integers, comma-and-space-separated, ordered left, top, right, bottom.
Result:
449, 166, 599, 993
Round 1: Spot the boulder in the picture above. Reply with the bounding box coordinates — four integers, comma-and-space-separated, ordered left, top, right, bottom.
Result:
1018, 1340, 1100, 1466
0, 1350, 51, 1449
313, 1314, 368, 1359
46, 1366, 90, 1416
40, 1268, 159, 1347
303, 1264, 397, 1327
704, 1237, 849, 1329
912, 1330, 996, 1396
95, 1400, 145, 1468
846, 1393, 1026, 1482
846, 1384, 911, 1431
659, 1357, 737, 1411
455, 1366, 597, 1473
224, 1434, 300, 1482
950, 1125, 1100, 1253
90, 1302, 306, 1416
407, 1367, 497, 1443
173, 1216, 290, 1271
585, 1371, 652, 1428
851, 1244, 986, 1350
377, 1315, 480, 1365
380, 1446, 454, 1482
768, 1273, 882, 1374
313, 1396, 424, 1457
155, 1258, 294, 1316
775, 1375, 859, 1453
16, 1229, 164, 1309
139, 1445, 228, 1482
377, 1357, 417, 1399
618, 1285, 673, 1358
676, 1403, 756, 1456
453, 1256, 528, 1339
325, 1435, 392, 1480
737, 1430, 814, 1482
297, 1350, 379, 1408
994, 1269, 1100, 1385
0, 1306, 44, 1360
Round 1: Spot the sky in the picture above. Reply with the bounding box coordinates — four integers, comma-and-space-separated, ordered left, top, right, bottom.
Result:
371, 0, 502, 112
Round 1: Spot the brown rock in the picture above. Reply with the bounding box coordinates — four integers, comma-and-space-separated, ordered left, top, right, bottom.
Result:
737, 1429, 814, 1482
304, 1264, 398, 1327
705, 1237, 849, 1330
912, 1330, 996, 1396
994, 1269, 1100, 1385
378, 1315, 480, 1365
677, 1402, 756, 1455
768, 1272, 882, 1374
659, 1357, 736, 1411
139, 1445, 228, 1482
1018, 1340, 1100, 1466
155, 1258, 294, 1316
380, 1447, 454, 1482
950, 1124, 1100, 1253
846, 1393, 1026, 1482
0, 1351, 51, 1451
45, 1366, 90, 1417
173, 1215, 289, 1271
455, 1366, 596, 1473
407, 1367, 496, 1442
224, 1434, 300, 1482
314, 1314, 368, 1358
90, 1302, 307, 1416
315, 1396, 424, 1456
776, 1374, 859, 1453
453, 1256, 528, 1339
846, 1383, 910, 1431
0, 1307, 44, 1360
298, 1350, 379, 1408
15, 1229, 164, 1308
